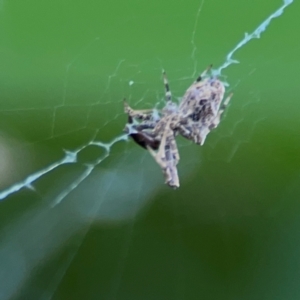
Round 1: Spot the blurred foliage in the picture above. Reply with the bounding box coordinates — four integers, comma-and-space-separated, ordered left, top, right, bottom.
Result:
0, 0, 299, 299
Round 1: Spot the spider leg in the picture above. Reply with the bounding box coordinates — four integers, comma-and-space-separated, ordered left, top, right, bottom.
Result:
196, 64, 213, 82
124, 116, 159, 150
124, 113, 157, 132
178, 123, 209, 145
169, 135, 180, 163
162, 71, 172, 102
178, 124, 192, 140
209, 93, 233, 130
130, 131, 160, 150
133, 122, 157, 131
124, 99, 155, 121
178, 124, 199, 143
147, 119, 180, 188
164, 135, 180, 188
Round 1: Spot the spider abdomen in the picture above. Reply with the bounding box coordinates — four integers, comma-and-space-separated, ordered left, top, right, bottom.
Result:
179, 78, 225, 116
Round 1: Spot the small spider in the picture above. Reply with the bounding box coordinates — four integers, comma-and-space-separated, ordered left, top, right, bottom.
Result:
123, 65, 232, 189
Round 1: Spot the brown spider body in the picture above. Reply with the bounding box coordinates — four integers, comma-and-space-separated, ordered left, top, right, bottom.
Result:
124, 66, 232, 188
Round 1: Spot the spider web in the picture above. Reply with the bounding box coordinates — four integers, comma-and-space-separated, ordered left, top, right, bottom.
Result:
0, 0, 296, 299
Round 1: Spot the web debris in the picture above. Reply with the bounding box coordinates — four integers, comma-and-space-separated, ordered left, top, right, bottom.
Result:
213, 0, 294, 76
0, 0, 294, 206
191, 0, 205, 77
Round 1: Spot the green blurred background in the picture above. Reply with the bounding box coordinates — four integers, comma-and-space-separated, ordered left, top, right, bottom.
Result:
0, 0, 300, 299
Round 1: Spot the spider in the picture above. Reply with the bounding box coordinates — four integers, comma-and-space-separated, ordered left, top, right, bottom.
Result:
123, 65, 232, 189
